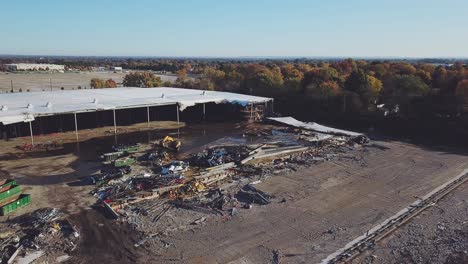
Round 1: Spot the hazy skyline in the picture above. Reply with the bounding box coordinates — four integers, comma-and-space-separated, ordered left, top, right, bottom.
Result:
2, 0, 467, 58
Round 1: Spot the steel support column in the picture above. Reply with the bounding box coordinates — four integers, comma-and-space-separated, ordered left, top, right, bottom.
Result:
176, 104, 180, 126
202, 103, 206, 120
29, 121, 34, 146
113, 109, 117, 134
74, 112, 79, 141
147, 106, 150, 127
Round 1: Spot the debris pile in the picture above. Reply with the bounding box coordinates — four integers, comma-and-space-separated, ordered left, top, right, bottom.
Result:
90, 166, 132, 186
0, 208, 79, 264
190, 146, 249, 167
87, 124, 369, 244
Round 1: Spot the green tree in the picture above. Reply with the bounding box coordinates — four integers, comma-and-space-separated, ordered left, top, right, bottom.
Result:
243, 64, 283, 96
123, 72, 162, 87
384, 75, 429, 97
344, 69, 376, 107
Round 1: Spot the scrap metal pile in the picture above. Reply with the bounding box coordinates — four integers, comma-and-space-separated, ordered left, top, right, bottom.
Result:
0, 208, 79, 264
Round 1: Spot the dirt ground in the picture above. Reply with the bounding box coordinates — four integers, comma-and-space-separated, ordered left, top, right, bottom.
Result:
144, 141, 468, 264
1, 121, 468, 263
0, 71, 178, 92
0, 121, 184, 218
351, 181, 468, 264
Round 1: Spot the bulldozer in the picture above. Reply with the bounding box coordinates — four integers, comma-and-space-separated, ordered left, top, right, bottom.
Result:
159, 136, 182, 151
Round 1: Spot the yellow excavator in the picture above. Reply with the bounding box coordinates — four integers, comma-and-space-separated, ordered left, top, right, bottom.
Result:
160, 136, 182, 151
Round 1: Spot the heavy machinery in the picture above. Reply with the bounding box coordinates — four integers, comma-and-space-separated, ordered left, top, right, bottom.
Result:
159, 136, 182, 151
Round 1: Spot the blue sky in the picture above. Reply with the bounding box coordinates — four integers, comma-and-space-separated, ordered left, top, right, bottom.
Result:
1, 0, 467, 57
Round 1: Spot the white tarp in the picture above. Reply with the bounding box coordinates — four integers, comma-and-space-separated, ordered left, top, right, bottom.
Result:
268, 116, 363, 137
0, 87, 272, 125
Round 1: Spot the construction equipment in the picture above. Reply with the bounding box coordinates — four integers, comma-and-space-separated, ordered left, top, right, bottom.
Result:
159, 136, 182, 151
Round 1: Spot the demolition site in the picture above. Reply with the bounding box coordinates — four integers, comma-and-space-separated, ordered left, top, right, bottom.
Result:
0, 88, 467, 263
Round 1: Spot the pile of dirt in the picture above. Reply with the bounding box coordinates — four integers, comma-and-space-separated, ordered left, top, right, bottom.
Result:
69, 209, 141, 264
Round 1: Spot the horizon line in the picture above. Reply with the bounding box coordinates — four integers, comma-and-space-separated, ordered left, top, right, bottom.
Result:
0, 54, 467, 60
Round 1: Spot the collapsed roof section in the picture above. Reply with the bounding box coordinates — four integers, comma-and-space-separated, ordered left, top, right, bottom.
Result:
0, 87, 272, 125
268, 116, 364, 137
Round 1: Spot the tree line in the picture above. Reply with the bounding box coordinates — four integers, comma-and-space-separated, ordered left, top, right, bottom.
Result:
147, 59, 468, 117
2, 56, 466, 118
118, 59, 466, 117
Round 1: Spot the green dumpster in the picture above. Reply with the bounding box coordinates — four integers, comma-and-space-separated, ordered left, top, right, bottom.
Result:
101, 151, 124, 162
0, 194, 31, 216
114, 157, 136, 167
0, 185, 21, 202
0, 179, 17, 192
114, 144, 139, 153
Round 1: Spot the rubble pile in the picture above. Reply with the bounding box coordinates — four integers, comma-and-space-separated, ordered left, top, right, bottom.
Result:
189, 146, 250, 167
92, 174, 185, 202
88, 127, 369, 244
90, 165, 132, 186
0, 208, 79, 263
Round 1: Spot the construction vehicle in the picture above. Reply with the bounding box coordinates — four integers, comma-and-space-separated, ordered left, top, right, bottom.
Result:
159, 136, 182, 151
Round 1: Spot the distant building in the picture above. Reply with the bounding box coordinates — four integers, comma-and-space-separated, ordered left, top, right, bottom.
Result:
5, 63, 65, 72
112, 66, 123, 72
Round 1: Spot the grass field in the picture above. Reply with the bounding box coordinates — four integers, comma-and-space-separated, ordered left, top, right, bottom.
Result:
0, 71, 178, 92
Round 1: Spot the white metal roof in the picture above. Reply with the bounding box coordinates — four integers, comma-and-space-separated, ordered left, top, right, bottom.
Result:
268, 117, 363, 137
0, 87, 272, 125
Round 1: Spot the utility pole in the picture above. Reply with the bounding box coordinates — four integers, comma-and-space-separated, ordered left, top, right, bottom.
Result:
50, 78, 52, 91
10, 80, 13, 93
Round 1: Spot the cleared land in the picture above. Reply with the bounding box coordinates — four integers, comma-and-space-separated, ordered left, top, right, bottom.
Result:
142, 140, 468, 263
0, 71, 177, 92
352, 180, 468, 264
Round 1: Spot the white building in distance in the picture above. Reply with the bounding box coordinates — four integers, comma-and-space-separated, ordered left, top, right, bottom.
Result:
5, 63, 65, 72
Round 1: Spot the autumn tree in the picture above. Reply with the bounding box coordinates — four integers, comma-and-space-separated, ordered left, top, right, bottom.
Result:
305, 80, 341, 98
368, 75, 383, 96
393, 63, 417, 75
203, 67, 226, 90
455, 79, 468, 104
90, 78, 106, 88
105, 79, 117, 88
123, 72, 162, 87
281, 64, 304, 91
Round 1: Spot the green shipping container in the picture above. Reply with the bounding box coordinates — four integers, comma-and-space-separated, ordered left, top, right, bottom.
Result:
0, 194, 31, 216
0, 185, 21, 202
0, 180, 17, 192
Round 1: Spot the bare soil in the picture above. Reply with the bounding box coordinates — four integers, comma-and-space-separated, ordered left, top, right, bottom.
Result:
144, 141, 468, 263
351, 181, 468, 264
